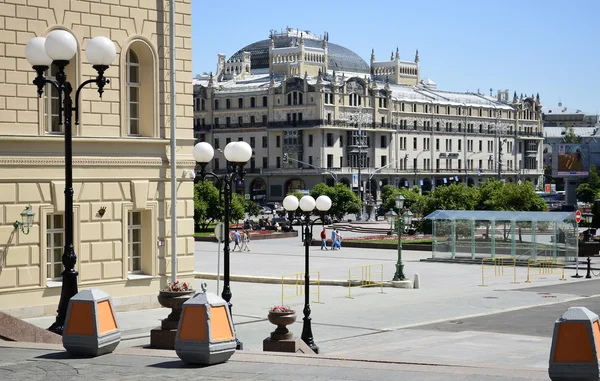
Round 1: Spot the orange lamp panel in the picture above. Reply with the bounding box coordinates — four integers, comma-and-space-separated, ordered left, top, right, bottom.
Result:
97, 300, 118, 334
65, 302, 95, 336
179, 305, 207, 341
210, 305, 233, 342
553, 322, 595, 363
593, 320, 600, 361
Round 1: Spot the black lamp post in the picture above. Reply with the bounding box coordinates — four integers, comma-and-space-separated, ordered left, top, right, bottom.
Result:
193, 141, 252, 349
283, 194, 332, 354
26, 31, 116, 335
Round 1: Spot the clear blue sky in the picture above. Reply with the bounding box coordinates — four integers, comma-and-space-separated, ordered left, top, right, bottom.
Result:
192, 0, 599, 114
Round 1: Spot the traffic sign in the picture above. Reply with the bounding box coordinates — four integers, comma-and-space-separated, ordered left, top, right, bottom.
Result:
214, 222, 225, 242
575, 210, 582, 224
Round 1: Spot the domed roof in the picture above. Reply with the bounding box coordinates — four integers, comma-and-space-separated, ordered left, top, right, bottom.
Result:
228, 36, 370, 74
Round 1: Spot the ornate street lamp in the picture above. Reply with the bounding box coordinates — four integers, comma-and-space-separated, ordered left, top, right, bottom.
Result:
13, 205, 36, 235
393, 194, 407, 281
386, 210, 397, 235
283, 194, 332, 354
193, 140, 252, 349
26, 30, 116, 334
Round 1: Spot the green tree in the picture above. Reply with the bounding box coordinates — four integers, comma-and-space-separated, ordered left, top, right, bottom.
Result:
576, 183, 597, 204
310, 183, 361, 220
244, 199, 261, 217
476, 179, 505, 210
423, 183, 479, 216
380, 184, 397, 205
194, 181, 221, 230
230, 193, 246, 224
501, 181, 547, 212
382, 186, 425, 216
563, 126, 579, 144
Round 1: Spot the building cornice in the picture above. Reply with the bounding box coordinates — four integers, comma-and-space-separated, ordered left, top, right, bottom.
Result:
0, 136, 196, 144
0, 156, 197, 167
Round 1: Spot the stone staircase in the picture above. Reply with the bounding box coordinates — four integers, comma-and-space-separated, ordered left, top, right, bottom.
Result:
332, 221, 391, 235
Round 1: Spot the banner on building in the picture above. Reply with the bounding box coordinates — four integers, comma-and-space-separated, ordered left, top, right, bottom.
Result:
352, 174, 358, 188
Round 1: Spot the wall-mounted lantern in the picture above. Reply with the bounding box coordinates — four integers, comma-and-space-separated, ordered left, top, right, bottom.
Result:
13, 205, 35, 235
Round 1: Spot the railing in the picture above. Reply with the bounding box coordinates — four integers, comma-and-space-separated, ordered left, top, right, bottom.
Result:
347, 264, 384, 299
281, 271, 322, 306
193, 118, 543, 136
525, 259, 567, 283
480, 257, 518, 286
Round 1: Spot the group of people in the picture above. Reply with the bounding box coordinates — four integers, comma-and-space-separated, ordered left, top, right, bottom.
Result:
231, 228, 251, 251
320, 227, 342, 250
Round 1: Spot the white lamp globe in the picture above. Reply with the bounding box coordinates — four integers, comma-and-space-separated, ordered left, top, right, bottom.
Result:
85, 36, 116, 66
223, 141, 237, 162
283, 195, 299, 211
234, 141, 252, 163
299, 195, 316, 212
45, 30, 78, 61
315, 195, 332, 211
25, 37, 53, 66
192, 142, 214, 163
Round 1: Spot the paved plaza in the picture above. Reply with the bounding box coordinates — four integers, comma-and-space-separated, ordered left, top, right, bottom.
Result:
22, 228, 600, 379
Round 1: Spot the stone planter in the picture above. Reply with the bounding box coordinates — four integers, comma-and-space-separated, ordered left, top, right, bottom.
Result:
267, 311, 296, 340
157, 290, 195, 330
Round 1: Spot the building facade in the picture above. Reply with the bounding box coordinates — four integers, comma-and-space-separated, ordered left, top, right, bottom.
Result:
193, 29, 544, 202
0, 0, 195, 318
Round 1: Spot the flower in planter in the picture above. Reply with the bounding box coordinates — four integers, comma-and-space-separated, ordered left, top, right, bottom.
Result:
162, 280, 194, 292
269, 305, 294, 313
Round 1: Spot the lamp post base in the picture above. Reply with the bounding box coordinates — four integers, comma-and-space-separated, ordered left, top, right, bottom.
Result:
300, 317, 319, 354
392, 263, 406, 281
47, 322, 64, 335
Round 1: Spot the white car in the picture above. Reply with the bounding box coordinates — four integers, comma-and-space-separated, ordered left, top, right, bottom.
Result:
259, 206, 272, 215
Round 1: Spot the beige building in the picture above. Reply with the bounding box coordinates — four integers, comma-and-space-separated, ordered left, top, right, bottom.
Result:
194, 28, 544, 201
0, 0, 195, 318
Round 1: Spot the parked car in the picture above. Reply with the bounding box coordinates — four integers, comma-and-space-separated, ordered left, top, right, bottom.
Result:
376, 205, 389, 220
264, 202, 285, 216
259, 206, 272, 215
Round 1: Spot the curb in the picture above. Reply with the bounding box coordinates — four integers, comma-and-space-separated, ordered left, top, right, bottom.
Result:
194, 273, 406, 288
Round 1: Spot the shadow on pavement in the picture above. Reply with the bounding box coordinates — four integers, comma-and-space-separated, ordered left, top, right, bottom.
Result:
148, 360, 209, 369
35, 352, 73, 360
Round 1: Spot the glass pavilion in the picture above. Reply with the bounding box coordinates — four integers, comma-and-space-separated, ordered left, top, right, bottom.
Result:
424, 210, 578, 262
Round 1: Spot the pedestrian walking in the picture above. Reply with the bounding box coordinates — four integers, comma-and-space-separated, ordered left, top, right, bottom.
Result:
330, 229, 337, 250
320, 227, 328, 250
335, 229, 342, 250
232, 229, 242, 252
242, 230, 251, 251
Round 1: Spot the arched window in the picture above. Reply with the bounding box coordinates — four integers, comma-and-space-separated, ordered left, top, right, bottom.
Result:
44, 64, 61, 133
122, 40, 157, 137
126, 49, 140, 135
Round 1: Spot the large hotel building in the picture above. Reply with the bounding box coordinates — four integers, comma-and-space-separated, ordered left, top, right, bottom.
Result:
193, 28, 544, 202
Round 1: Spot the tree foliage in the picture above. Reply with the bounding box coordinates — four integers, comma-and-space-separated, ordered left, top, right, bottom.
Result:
244, 199, 261, 218
230, 193, 246, 223
309, 183, 362, 220
381, 186, 426, 216
194, 181, 247, 229
563, 126, 579, 144
194, 181, 221, 230
576, 183, 597, 204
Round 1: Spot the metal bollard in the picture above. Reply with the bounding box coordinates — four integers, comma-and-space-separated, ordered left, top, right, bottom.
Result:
586, 256, 592, 279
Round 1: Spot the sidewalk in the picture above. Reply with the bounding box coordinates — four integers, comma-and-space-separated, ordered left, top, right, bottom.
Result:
0, 341, 550, 381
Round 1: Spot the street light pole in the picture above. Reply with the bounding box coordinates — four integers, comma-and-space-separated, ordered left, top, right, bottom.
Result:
283, 194, 332, 354
466, 151, 482, 185
193, 141, 253, 350
345, 105, 370, 221
283, 153, 338, 184
26, 32, 116, 335
393, 194, 406, 281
